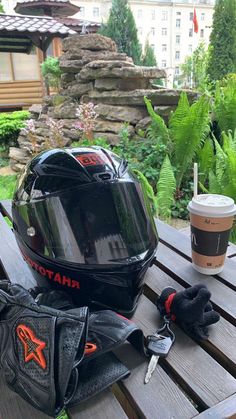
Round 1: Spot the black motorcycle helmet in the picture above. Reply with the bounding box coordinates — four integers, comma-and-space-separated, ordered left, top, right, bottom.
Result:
12, 147, 158, 316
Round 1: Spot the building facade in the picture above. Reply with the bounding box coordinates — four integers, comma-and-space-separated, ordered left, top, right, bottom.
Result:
71, 0, 215, 87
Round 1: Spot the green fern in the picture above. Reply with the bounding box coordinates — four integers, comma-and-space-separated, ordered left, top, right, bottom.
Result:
144, 96, 170, 144
214, 77, 236, 134
197, 137, 214, 184
213, 137, 227, 186
156, 155, 176, 220
170, 94, 210, 188
133, 169, 157, 215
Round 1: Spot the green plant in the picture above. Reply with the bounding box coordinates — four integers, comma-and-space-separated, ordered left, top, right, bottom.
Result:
0, 175, 17, 199
180, 42, 211, 91
41, 57, 62, 91
214, 76, 236, 134
143, 92, 210, 219
141, 40, 157, 67
0, 111, 30, 149
71, 137, 110, 149
99, 0, 142, 64
207, 0, 236, 82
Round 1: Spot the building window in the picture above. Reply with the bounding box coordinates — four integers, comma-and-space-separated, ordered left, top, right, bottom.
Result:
162, 44, 167, 52
162, 11, 168, 21
200, 29, 204, 38
175, 51, 180, 60
189, 28, 193, 37
151, 9, 155, 20
188, 44, 192, 53
190, 12, 193, 21
137, 9, 142, 18
93, 7, 99, 17
176, 19, 181, 28
151, 27, 155, 36
151, 44, 155, 49
79, 6, 85, 17
162, 28, 167, 36
201, 13, 205, 21
162, 60, 167, 68
176, 11, 181, 15
176, 35, 180, 44
175, 67, 180, 75
138, 27, 143, 35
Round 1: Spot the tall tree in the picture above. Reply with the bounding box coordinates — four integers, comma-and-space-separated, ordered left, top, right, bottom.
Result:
0, 1, 4, 12
180, 42, 210, 91
207, 0, 236, 82
99, 0, 142, 64
141, 40, 157, 67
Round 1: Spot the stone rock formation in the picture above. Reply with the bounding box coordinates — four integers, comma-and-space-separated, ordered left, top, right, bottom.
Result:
10, 33, 198, 171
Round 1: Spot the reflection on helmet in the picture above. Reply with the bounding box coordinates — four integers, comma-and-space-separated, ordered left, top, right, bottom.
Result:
13, 147, 158, 316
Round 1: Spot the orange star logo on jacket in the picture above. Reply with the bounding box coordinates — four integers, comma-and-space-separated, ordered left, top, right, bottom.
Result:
16, 324, 47, 370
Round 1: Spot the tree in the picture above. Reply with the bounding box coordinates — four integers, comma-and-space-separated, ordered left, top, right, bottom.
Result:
180, 42, 210, 91
141, 40, 157, 66
207, 0, 236, 82
99, 0, 142, 64
0, 1, 4, 12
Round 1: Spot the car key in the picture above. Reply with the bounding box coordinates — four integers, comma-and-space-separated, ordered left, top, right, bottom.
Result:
144, 332, 174, 384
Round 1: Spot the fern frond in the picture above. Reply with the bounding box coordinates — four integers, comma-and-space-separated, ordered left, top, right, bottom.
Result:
214, 79, 236, 134
197, 137, 214, 184
144, 96, 169, 144
169, 92, 190, 133
133, 169, 157, 215
213, 138, 227, 186
156, 155, 176, 220
171, 95, 210, 188
208, 170, 221, 194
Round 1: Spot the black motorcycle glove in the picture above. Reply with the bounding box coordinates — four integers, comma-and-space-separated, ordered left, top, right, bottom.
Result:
0, 281, 88, 417
157, 284, 220, 341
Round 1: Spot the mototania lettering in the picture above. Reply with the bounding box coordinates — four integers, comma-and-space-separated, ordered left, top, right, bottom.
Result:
21, 251, 80, 289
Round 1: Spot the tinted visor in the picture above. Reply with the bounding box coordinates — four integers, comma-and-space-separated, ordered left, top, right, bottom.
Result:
17, 181, 157, 265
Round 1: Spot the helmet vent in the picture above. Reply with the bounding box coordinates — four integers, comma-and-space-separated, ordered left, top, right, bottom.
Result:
94, 172, 113, 181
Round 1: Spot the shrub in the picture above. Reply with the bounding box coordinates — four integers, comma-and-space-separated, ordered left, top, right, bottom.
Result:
0, 175, 17, 199
41, 57, 62, 91
0, 111, 30, 149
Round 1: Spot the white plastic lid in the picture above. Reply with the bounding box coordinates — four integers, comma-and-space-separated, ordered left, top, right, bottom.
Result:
188, 194, 236, 217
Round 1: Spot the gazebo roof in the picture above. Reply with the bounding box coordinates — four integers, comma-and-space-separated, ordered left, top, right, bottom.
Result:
0, 13, 76, 53
14, 0, 80, 17
56, 17, 101, 33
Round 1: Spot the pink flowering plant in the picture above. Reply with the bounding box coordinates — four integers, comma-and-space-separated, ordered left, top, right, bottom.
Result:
45, 117, 65, 148
22, 117, 66, 155
74, 102, 98, 141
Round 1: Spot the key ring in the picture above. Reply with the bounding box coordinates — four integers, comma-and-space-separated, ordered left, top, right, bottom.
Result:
146, 315, 175, 344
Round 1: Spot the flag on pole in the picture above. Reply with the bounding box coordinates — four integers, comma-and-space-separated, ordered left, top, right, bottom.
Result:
193, 8, 198, 33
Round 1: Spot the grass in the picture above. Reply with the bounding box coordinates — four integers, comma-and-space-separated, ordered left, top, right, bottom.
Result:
0, 175, 17, 199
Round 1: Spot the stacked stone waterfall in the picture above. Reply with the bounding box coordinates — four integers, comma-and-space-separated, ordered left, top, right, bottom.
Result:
10, 34, 197, 171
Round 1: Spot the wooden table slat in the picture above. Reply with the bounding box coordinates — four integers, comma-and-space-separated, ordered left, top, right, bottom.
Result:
0, 200, 12, 221
0, 213, 36, 288
194, 393, 236, 418
115, 345, 198, 419
132, 295, 236, 408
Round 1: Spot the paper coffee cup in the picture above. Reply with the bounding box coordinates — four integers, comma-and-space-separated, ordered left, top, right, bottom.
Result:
188, 194, 236, 275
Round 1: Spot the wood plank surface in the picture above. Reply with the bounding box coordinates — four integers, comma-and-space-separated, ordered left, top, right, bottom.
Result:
155, 242, 236, 323
132, 295, 236, 409
145, 266, 236, 375
0, 213, 36, 288
156, 219, 236, 290
194, 393, 236, 418
115, 344, 198, 419
69, 389, 128, 419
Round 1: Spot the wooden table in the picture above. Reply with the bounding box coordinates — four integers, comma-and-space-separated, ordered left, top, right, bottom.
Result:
0, 199, 236, 419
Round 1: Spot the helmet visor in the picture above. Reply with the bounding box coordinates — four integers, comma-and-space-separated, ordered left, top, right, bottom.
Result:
17, 181, 157, 266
